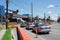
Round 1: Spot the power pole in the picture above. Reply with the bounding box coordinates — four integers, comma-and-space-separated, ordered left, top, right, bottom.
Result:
6, 0, 8, 29
44, 13, 46, 22
31, 2, 33, 21
44, 13, 46, 20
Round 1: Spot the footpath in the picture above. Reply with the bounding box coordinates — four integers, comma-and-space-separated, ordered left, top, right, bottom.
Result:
0, 30, 6, 40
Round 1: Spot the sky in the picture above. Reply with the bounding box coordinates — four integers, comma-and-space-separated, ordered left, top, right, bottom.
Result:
0, 0, 60, 20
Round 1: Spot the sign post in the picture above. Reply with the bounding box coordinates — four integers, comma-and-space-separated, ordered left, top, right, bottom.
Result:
6, 0, 8, 29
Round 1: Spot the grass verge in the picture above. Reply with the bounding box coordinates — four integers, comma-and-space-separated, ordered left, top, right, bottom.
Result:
0, 24, 4, 30
2, 29, 11, 40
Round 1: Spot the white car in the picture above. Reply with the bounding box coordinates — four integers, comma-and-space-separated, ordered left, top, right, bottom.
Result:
32, 23, 51, 34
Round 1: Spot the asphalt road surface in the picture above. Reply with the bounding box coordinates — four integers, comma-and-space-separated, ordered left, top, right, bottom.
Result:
22, 22, 60, 40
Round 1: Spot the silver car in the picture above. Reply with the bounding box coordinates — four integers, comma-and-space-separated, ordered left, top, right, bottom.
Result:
26, 22, 35, 30
20, 22, 26, 27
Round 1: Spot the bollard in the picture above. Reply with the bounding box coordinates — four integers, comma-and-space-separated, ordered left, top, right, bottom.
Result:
36, 28, 38, 38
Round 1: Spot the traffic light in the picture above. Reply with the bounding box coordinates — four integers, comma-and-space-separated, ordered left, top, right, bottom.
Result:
12, 10, 19, 14
16, 10, 19, 12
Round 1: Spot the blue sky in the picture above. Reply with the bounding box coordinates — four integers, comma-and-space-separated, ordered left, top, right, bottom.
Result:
0, 0, 60, 20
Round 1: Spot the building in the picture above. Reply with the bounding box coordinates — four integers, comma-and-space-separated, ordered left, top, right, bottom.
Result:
13, 14, 31, 22
0, 5, 5, 22
8, 12, 17, 22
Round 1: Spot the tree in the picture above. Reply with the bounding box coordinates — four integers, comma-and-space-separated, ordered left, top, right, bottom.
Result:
47, 16, 50, 21
57, 17, 60, 23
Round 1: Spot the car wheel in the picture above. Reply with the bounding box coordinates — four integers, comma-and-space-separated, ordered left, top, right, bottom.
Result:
26, 27, 30, 30
47, 32, 49, 34
32, 30, 36, 33
26, 28, 28, 30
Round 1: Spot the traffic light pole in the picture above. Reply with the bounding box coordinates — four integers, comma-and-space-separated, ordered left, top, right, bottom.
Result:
6, 0, 8, 29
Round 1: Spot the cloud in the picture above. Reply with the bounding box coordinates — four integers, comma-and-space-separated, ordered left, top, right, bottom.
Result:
20, 9, 24, 11
51, 14, 58, 20
48, 4, 55, 8
48, 11, 52, 14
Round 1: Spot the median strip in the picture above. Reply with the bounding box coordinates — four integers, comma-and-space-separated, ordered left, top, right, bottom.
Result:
2, 29, 11, 40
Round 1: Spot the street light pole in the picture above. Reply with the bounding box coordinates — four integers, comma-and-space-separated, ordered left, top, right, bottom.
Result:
31, 2, 33, 21
6, 0, 8, 29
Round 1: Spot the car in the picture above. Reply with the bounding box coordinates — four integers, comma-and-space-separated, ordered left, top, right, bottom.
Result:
17, 18, 27, 27
26, 22, 35, 30
32, 23, 51, 34
20, 22, 27, 27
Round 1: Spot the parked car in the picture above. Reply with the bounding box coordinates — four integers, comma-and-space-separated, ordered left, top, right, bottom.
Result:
32, 23, 51, 34
26, 22, 35, 30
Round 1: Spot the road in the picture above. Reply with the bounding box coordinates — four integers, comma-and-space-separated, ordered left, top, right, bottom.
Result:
22, 22, 60, 40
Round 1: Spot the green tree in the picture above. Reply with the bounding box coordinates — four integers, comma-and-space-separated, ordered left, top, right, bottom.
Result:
47, 16, 50, 21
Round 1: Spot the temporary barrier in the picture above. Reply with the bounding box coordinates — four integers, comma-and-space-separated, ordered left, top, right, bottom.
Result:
16, 25, 32, 40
